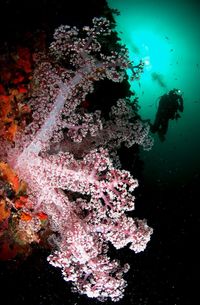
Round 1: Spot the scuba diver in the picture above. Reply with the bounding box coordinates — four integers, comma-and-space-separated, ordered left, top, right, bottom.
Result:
151, 89, 184, 141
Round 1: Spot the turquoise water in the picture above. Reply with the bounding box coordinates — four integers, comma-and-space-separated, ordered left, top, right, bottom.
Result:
108, 0, 200, 185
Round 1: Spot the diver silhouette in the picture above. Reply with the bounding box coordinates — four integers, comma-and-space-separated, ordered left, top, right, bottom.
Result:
151, 89, 184, 141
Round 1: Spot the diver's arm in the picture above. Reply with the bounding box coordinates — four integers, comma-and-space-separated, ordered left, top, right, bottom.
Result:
178, 96, 184, 112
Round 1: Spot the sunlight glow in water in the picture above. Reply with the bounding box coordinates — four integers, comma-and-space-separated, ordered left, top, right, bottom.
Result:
108, 0, 200, 184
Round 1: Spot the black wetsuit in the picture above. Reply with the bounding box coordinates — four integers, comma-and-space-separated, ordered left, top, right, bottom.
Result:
151, 92, 183, 141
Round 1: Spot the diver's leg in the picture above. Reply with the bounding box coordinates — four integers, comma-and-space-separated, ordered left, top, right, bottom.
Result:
158, 120, 169, 141
151, 115, 160, 133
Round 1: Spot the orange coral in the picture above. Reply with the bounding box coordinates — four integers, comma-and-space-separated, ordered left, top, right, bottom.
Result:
36, 212, 48, 221
0, 88, 31, 141
0, 46, 33, 141
20, 212, 32, 222
0, 199, 10, 222
0, 162, 20, 193
14, 195, 28, 209
0, 43, 51, 262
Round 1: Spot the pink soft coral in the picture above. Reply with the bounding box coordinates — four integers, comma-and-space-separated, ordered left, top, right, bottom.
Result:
0, 17, 153, 301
